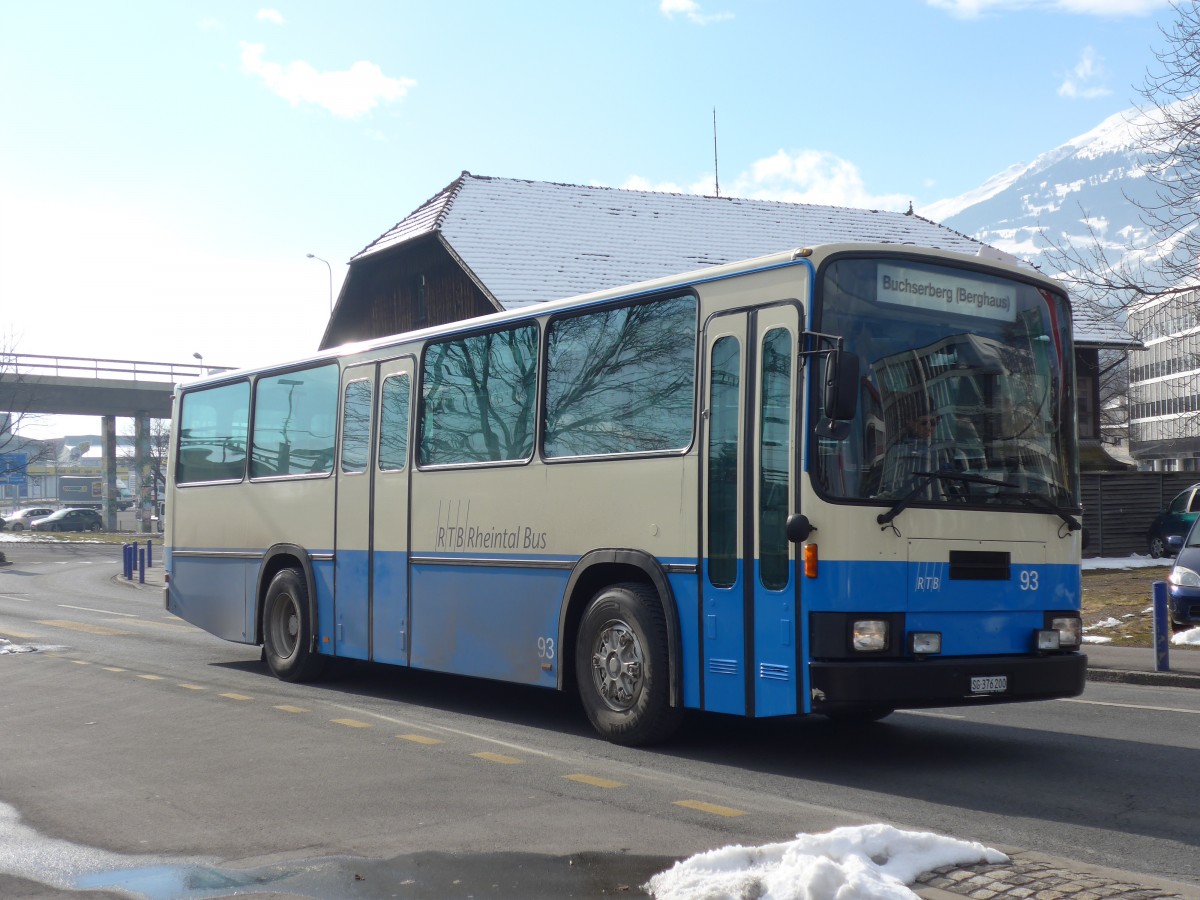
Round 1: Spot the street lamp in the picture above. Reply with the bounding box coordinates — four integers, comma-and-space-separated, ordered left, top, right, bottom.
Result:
192, 352, 205, 375
307, 253, 333, 313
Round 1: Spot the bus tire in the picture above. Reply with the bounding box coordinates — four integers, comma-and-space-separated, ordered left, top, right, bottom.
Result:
262, 567, 326, 683
575, 582, 682, 746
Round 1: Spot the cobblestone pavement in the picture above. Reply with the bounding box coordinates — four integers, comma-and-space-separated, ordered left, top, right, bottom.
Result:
915, 851, 1191, 899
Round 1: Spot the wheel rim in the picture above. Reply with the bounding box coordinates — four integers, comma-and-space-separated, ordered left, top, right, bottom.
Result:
1151, 537, 1164, 557
267, 592, 301, 660
589, 619, 645, 712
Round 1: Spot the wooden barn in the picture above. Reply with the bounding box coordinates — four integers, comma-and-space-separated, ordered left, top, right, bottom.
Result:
319, 171, 1137, 471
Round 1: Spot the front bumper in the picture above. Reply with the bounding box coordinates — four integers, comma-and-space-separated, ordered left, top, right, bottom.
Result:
1168, 585, 1200, 627
810, 652, 1087, 713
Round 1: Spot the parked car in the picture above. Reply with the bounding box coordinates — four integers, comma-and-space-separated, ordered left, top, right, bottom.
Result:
29, 508, 104, 533
1168, 517, 1200, 630
1, 507, 55, 531
1147, 483, 1200, 559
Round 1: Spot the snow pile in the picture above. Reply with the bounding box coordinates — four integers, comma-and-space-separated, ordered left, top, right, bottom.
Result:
644, 824, 1005, 900
0, 638, 34, 654
1081, 555, 1170, 570
1172, 627, 1200, 647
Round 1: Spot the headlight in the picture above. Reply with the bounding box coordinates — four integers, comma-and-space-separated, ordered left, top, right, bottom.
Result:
1050, 616, 1081, 648
852, 619, 889, 652
1169, 565, 1200, 588
909, 632, 942, 655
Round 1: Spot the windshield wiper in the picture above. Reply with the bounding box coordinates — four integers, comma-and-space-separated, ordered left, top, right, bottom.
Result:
1013, 491, 1082, 532
877, 471, 1017, 528
876, 472, 1082, 533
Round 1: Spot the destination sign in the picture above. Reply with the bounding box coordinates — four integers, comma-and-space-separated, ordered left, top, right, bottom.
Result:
876, 264, 1017, 323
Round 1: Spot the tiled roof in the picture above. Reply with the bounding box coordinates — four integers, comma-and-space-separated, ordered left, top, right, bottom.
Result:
356, 173, 1134, 347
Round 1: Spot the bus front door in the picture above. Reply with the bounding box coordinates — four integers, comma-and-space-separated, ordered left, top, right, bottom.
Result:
701, 304, 801, 717
334, 358, 413, 665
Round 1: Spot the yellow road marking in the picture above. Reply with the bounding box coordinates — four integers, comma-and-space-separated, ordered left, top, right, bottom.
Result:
397, 733, 444, 745
0, 629, 37, 639
274, 705, 309, 714
563, 774, 625, 789
115, 619, 193, 632
332, 718, 372, 729
674, 799, 747, 818
36, 620, 130, 636
177, 684, 206, 691
137, 674, 164, 681
220, 692, 252, 701
70, 659, 91, 666
472, 751, 522, 765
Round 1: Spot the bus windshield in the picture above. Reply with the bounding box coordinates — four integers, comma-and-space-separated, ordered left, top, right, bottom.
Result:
811, 256, 1078, 512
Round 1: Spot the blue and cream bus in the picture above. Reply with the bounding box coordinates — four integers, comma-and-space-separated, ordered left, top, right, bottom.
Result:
165, 242, 1086, 745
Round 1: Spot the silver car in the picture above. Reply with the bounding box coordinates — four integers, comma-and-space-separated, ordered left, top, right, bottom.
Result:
2, 507, 55, 532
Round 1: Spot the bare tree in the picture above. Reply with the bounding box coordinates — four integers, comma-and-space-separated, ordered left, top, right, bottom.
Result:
1045, 1, 1200, 309
1040, 3, 1200, 465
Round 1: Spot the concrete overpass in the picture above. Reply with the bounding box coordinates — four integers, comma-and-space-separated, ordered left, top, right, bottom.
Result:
0, 354, 210, 530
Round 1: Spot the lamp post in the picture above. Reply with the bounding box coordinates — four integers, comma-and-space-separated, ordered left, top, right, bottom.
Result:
307, 253, 333, 313
192, 352, 205, 375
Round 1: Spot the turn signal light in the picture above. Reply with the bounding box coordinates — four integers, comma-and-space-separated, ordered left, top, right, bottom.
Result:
804, 543, 818, 578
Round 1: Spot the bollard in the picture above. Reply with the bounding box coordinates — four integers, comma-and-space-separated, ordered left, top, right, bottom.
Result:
138, 548, 146, 584
146, 539, 153, 568
1152, 580, 1170, 672
122, 543, 133, 580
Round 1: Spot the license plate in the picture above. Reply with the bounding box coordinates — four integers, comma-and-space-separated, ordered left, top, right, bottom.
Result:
970, 675, 1008, 693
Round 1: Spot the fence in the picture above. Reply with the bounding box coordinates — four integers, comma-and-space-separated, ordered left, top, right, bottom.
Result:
1081, 471, 1199, 558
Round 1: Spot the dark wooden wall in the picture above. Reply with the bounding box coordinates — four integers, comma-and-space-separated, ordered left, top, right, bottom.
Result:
1081, 471, 1199, 557
322, 239, 497, 349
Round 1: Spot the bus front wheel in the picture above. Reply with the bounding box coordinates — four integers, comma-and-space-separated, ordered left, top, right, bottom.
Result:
575, 582, 682, 746
262, 568, 326, 683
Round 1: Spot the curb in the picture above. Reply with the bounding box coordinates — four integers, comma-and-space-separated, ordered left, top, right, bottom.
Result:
1086, 667, 1200, 689
914, 847, 1195, 899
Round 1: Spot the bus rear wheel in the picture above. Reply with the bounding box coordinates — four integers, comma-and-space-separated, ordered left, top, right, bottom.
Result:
262, 567, 326, 683
575, 582, 682, 746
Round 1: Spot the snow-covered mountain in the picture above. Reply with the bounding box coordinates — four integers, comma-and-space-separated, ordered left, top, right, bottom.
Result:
919, 105, 1159, 274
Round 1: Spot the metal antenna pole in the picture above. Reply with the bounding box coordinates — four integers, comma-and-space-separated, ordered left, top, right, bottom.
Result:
713, 107, 720, 198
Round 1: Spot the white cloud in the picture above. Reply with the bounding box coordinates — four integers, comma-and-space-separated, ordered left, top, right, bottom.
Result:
659, 0, 734, 25
239, 42, 416, 119
728, 149, 911, 211
1059, 46, 1112, 98
256, 9, 285, 25
928, 0, 1169, 17
621, 149, 911, 211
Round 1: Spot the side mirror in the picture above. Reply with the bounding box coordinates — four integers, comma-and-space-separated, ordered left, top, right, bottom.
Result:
823, 349, 860, 422
786, 513, 815, 543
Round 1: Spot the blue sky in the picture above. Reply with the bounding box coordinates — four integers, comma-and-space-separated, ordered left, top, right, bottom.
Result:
0, 0, 1178, 434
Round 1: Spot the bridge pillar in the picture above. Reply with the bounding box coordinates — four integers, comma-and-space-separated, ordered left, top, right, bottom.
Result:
102, 417, 118, 531
135, 414, 152, 534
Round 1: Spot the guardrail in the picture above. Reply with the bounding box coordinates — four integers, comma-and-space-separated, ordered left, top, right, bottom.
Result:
0, 353, 233, 382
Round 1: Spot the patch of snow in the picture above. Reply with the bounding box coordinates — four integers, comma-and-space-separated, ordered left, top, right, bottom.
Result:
1172, 627, 1200, 647
1082, 555, 1171, 570
645, 824, 1005, 900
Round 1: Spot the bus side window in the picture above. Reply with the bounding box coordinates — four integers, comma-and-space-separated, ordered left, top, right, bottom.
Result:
420, 325, 538, 466
176, 381, 250, 484
378, 373, 411, 471
250, 365, 339, 478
